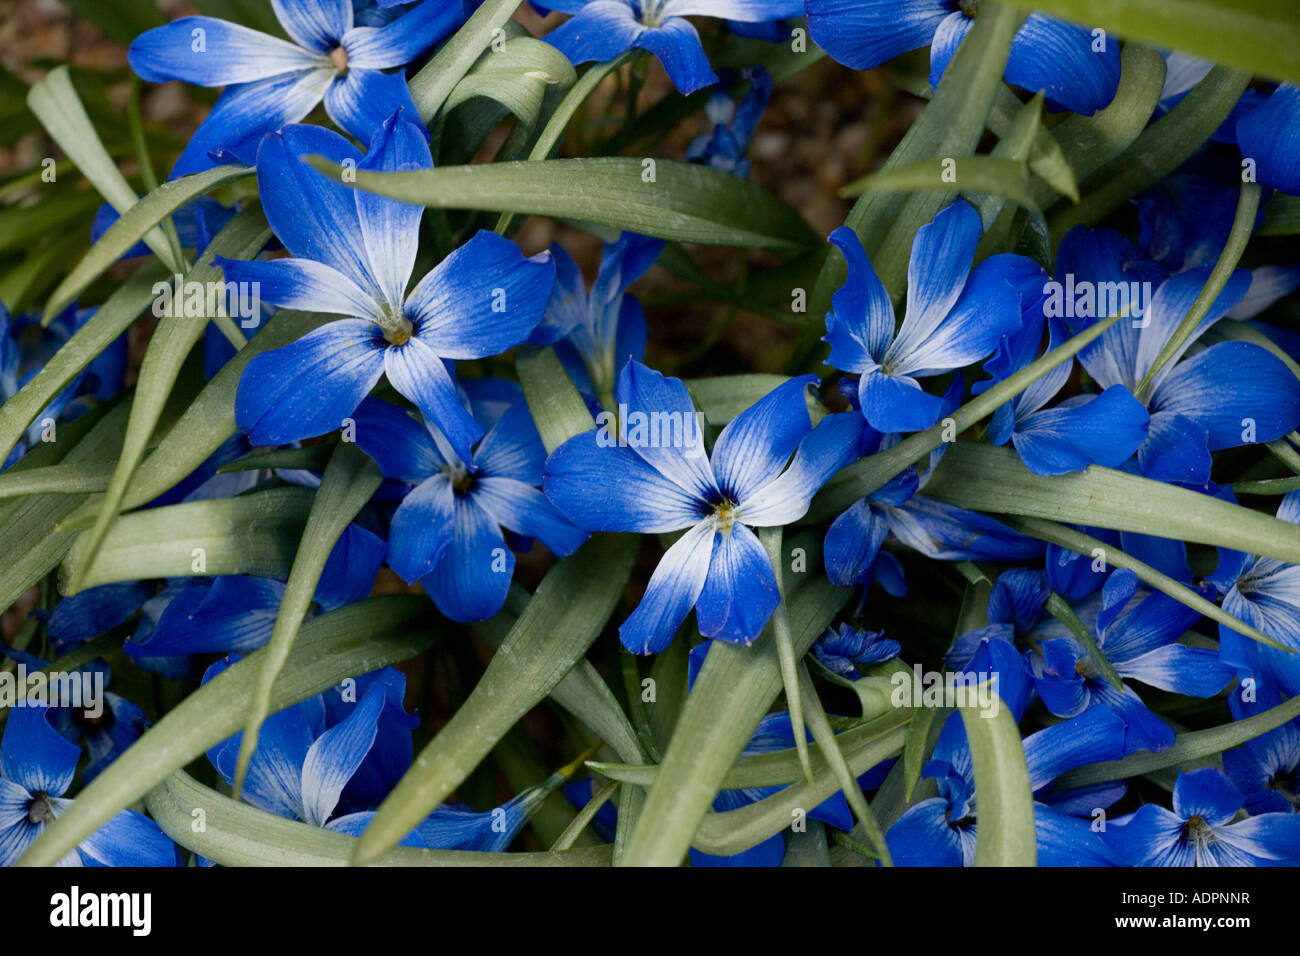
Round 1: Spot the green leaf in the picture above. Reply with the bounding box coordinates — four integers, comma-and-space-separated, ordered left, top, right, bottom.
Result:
1029, 44, 1167, 210
352, 534, 639, 864
1059, 691, 1300, 789
687, 375, 825, 427
840, 156, 1040, 215
960, 689, 1036, 866
146, 770, 611, 866
26, 67, 177, 270
444, 37, 576, 128
0, 458, 112, 498
0, 402, 129, 614
902, 705, 948, 802
619, 577, 850, 866
234, 443, 384, 796
318, 156, 819, 250
1002, 515, 1285, 651
66, 205, 272, 593
805, 1, 1025, 330
17, 595, 435, 866
1006, 0, 1300, 84
1260, 193, 1300, 235
409, 0, 525, 122
59, 487, 315, 591
1049, 65, 1251, 241
57, 0, 165, 48
44, 164, 253, 319
923, 442, 1300, 566
120, 309, 328, 511
517, 346, 597, 453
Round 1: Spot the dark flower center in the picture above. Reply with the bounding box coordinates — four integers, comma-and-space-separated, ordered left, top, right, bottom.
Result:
1182, 814, 1213, 843
26, 791, 53, 825
959, 0, 980, 17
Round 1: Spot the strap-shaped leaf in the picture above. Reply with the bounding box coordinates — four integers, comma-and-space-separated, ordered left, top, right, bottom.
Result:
44, 164, 253, 318
620, 577, 850, 866
352, 534, 639, 864
960, 689, 1036, 866
16, 595, 436, 866
59, 486, 315, 590
924, 442, 1300, 565
1006, 0, 1300, 84
233, 443, 383, 795
315, 156, 819, 250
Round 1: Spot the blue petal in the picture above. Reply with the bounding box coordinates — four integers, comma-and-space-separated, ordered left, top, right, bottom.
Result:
1024, 706, 1126, 792
1150, 342, 1300, 452
620, 520, 715, 654
235, 319, 387, 445
1102, 804, 1193, 866
324, 67, 425, 144
1237, 84, 1300, 195
1135, 410, 1212, 488
1172, 768, 1243, 827
315, 523, 387, 610
272, 0, 352, 53
41, 581, 152, 653
351, 396, 443, 481
168, 70, 333, 178
710, 375, 815, 502
858, 368, 949, 434
422, 496, 513, 622
737, 410, 866, 526
632, 18, 718, 95
1, 703, 80, 797
474, 398, 547, 484
888, 496, 1045, 563
254, 125, 375, 292
384, 337, 483, 465
1121, 644, 1235, 697
1137, 266, 1252, 391
927, 11, 972, 90
615, 359, 720, 502
695, 523, 779, 644
806, 0, 948, 72
823, 498, 889, 587
76, 808, 177, 867
350, 110, 432, 310
216, 256, 379, 318
889, 200, 984, 368
1004, 14, 1120, 115
129, 17, 323, 85
988, 568, 1049, 632
126, 576, 282, 657
472, 476, 589, 557
300, 679, 385, 825
1034, 802, 1121, 866
388, 476, 455, 583
823, 226, 895, 372
544, 2, 645, 67
342, 0, 466, 69
886, 797, 968, 866
407, 231, 554, 359
1011, 385, 1150, 476
543, 430, 704, 533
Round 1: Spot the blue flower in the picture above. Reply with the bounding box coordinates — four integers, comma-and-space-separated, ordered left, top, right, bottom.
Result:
1222, 682, 1300, 816
115, 521, 385, 674
886, 637, 1126, 866
1, 302, 127, 469
1103, 767, 1300, 865
533, 232, 664, 406
544, 359, 860, 652
203, 657, 547, 849
351, 392, 588, 622
685, 65, 772, 177
975, 282, 1150, 476
541, 0, 803, 94
805, 0, 1119, 115
811, 623, 900, 678
128, 0, 464, 176
1056, 226, 1300, 489
221, 115, 555, 464
1027, 569, 1235, 755
824, 200, 1043, 434
0, 702, 177, 866
1216, 491, 1300, 697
